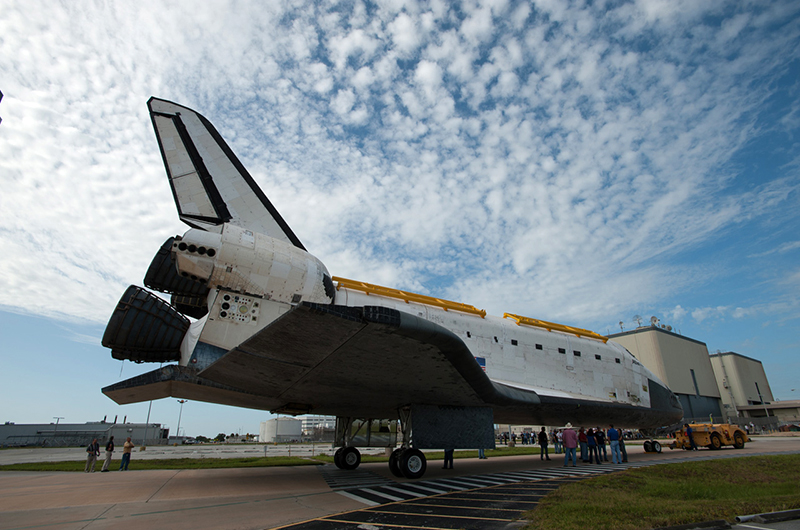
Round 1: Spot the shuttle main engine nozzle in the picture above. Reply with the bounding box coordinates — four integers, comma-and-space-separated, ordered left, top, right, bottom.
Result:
102, 285, 189, 363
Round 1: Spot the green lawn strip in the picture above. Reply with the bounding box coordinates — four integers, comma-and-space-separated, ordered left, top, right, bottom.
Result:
0, 456, 321, 472
0, 446, 544, 472
523, 454, 800, 530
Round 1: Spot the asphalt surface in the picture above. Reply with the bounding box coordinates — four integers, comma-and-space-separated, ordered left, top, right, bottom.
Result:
0, 435, 797, 530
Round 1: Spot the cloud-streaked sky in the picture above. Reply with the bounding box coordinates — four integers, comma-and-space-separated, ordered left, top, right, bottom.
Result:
1, 0, 798, 437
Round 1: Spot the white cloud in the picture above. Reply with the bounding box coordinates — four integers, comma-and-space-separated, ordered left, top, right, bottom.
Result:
692, 306, 730, 323
388, 12, 421, 55
0, 0, 798, 336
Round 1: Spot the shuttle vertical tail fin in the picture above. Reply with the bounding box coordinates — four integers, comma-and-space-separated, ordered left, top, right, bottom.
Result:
147, 97, 305, 250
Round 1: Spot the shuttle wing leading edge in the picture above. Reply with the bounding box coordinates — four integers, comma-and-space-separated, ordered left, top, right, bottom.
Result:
103, 303, 543, 418
147, 97, 305, 249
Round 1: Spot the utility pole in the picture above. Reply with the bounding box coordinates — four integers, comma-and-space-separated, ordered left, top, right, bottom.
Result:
53, 417, 64, 442
142, 400, 153, 448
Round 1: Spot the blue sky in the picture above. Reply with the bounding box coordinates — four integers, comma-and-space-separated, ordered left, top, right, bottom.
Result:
1, 0, 798, 437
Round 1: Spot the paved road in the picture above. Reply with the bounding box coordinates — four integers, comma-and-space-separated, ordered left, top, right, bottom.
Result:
0, 435, 797, 530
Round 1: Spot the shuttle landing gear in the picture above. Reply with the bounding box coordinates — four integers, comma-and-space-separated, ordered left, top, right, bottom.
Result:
388, 447, 427, 479
389, 407, 428, 479
334, 446, 361, 470
333, 416, 399, 474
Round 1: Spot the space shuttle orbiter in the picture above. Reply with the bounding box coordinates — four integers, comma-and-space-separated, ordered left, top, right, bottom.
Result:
102, 98, 683, 478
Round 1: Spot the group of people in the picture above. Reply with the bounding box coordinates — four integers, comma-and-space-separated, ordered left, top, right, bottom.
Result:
517, 424, 629, 467
84, 436, 135, 472
558, 423, 628, 466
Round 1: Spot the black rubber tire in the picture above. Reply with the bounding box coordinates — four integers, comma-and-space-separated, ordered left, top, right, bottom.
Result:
399, 448, 427, 479
333, 447, 344, 469
389, 449, 404, 477
340, 447, 361, 470
733, 432, 746, 449
652, 441, 662, 453
643, 441, 653, 453
709, 433, 722, 450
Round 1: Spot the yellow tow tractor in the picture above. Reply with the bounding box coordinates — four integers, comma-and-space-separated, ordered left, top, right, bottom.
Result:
670, 423, 749, 451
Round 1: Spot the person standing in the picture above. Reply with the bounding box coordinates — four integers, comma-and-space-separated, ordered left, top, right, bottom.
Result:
100, 436, 114, 472
538, 427, 550, 460
442, 448, 454, 469
478, 447, 486, 459
619, 431, 628, 462
562, 423, 578, 467
595, 427, 608, 461
684, 424, 698, 451
578, 427, 589, 462
85, 438, 100, 473
607, 425, 621, 464
587, 428, 600, 464
119, 437, 135, 471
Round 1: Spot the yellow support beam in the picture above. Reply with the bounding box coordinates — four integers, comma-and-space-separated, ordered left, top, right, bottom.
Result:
503, 313, 608, 343
332, 276, 487, 318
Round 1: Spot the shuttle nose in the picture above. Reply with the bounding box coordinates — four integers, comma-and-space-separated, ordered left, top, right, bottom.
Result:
648, 379, 684, 423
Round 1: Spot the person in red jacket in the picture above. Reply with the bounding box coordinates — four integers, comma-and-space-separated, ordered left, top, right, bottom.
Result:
562, 423, 578, 467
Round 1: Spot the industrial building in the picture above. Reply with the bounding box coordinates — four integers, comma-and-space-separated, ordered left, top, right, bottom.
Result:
0, 420, 168, 448
710, 351, 799, 428
710, 351, 773, 421
297, 415, 336, 436
608, 325, 723, 423
260, 417, 301, 443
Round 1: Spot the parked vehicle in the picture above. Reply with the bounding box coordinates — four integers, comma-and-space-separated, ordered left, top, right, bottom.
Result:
670, 423, 748, 450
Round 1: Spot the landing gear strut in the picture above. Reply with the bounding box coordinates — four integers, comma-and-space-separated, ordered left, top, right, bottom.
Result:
391, 407, 428, 479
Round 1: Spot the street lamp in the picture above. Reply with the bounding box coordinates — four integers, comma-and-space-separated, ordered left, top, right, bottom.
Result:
176, 400, 188, 442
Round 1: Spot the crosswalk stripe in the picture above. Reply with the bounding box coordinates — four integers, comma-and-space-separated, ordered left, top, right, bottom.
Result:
381, 485, 428, 497
401, 483, 450, 495
336, 490, 380, 506
360, 487, 405, 502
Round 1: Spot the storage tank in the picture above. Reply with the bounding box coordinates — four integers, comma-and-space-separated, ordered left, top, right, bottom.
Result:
260, 417, 302, 443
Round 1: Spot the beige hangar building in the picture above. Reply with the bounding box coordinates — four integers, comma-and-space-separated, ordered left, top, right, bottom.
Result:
709, 351, 799, 427
608, 326, 723, 423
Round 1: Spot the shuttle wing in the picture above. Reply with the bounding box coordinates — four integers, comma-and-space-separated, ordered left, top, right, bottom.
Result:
147, 97, 305, 250
104, 303, 541, 417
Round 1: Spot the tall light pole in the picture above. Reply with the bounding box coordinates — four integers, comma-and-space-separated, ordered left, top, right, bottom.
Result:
142, 400, 153, 448
176, 400, 188, 442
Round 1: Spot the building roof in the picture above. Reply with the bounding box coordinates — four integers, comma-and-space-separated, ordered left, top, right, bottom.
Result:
607, 325, 708, 347
709, 351, 762, 364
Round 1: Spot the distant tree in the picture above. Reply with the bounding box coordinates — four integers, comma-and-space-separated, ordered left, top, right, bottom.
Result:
214, 433, 226, 442
196, 435, 210, 443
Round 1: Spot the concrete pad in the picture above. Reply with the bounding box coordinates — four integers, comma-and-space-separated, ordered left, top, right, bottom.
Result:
0, 435, 797, 530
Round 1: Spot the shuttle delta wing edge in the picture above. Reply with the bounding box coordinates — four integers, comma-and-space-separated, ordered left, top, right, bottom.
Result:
103, 303, 544, 418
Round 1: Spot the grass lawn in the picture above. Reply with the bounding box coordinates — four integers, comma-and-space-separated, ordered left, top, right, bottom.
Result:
0, 456, 321, 472
0, 445, 544, 472
523, 454, 800, 530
